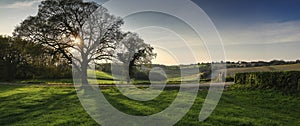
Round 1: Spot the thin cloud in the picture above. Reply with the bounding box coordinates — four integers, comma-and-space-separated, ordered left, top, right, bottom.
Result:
0, 0, 41, 9
222, 20, 300, 46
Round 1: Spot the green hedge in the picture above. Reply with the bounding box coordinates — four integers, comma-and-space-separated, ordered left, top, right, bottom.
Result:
235, 71, 300, 92
134, 72, 149, 80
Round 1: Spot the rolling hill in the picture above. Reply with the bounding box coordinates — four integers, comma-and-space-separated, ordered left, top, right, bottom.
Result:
224, 63, 300, 77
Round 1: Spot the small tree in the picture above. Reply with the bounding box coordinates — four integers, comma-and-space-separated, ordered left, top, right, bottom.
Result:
116, 32, 156, 83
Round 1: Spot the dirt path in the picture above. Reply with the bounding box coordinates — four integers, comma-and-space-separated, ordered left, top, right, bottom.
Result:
0, 82, 233, 88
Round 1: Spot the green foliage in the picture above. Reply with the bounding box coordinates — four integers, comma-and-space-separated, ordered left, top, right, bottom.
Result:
0, 36, 22, 81
235, 71, 300, 93
225, 76, 235, 82
0, 36, 72, 81
149, 72, 167, 81
134, 72, 149, 80
97, 63, 112, 73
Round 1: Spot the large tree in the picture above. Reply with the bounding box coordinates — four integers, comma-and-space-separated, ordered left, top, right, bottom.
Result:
14, 0, 124, 85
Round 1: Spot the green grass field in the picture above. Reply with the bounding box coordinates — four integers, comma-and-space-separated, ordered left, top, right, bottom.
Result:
1, 85, 299, 125
224, 63, 300, 77
10, 64, 300, 85
15, 69, 203, 85
15, 70, 116, 85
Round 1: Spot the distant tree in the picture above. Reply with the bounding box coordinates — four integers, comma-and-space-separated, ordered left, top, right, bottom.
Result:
0, 36, 19, 81
96, 63, 112, 74
116, 32, 156, 83
0, 35, 71, 81
14, 0, 124, 86
270, 60, 286, 65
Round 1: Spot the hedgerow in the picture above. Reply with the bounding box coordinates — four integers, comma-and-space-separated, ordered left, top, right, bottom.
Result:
235, 71, 300, 93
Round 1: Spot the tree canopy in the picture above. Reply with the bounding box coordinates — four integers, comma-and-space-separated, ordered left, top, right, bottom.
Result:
14, 0, 123, 65
116, 32, 156, 82
13, 0, 156, 84
0, 36, 71, 81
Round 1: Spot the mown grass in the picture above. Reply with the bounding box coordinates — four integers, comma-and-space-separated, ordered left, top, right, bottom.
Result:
15, 70, 115, 85
0, 85, 97, 126
1, 85, 300, 126
17, 79, 73, 85
15, 69, 202, 85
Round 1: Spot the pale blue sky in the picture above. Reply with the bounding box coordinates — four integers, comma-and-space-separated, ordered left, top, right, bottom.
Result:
0, 0, 299, 64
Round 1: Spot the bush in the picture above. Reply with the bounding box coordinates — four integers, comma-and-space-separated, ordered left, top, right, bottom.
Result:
149, 72, 167, 81
226, 76, 235, 82
134, 72, 149, 80
235, 71, 300, 93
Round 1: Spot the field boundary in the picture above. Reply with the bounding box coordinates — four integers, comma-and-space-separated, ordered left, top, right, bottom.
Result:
0, 82, 233, 88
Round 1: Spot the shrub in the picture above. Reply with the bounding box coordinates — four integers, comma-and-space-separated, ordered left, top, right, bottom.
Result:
235, 71, 300, 93
149, 72, 167, 81
226, 76, 235, 82
134, 72, 149, 80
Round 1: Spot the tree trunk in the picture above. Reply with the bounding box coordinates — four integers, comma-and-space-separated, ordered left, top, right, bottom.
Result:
81, 63, 89, 86
81, 53, 89, 87
129, 60, 135, 79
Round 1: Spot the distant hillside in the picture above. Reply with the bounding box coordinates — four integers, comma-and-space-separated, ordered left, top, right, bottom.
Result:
224, 63, 300, 77
96, 62, 300, 80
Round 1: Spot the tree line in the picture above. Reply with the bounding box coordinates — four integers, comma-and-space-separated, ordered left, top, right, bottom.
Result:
0, 35, 71, 81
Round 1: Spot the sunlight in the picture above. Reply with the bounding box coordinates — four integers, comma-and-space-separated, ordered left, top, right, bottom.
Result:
75, 37, 82, 45
152, 46, 179, 65
75, 37, 82, 44
71, 36, 82, 45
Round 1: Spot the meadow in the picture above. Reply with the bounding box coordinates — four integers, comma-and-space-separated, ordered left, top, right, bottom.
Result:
225, 63, 300, 77
1, 84, 299, 126
13, 64, 300, 86
15, 69, 204, 85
